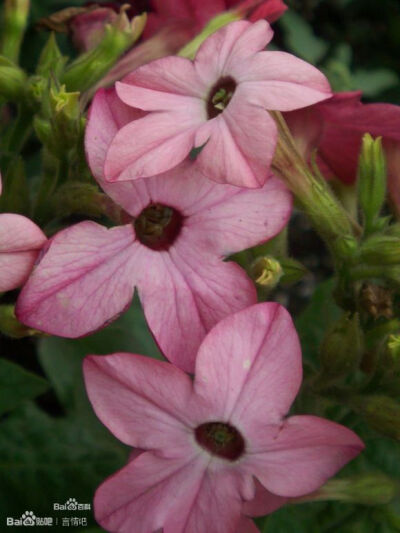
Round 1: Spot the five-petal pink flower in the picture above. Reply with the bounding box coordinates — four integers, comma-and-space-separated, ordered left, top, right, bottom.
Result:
0, 175, 47, 292
16, 88, 291, 372
103, 19, 332, 188
84, 303, 364, 533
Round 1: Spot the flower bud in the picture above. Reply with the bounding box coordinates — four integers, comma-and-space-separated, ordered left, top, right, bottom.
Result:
0, 0, 30, 63
359, 395, 400, 439
279, 257, 308, 284
0, 157, 29, 214
298, 474, 398, 506
0, 55, 26, 101
358, 133, 387, 234
250, 256, 283, 289
319, 313, 363, 379
61, 8, 147, 92
360, 235, 400, 266
36, 32, 67, 78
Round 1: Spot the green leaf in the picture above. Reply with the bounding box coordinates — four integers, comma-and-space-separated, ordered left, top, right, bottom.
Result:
0, 403, 128, 525
279, 11, 328, 64
38, 295, 162, 415
0, 359, 48, 415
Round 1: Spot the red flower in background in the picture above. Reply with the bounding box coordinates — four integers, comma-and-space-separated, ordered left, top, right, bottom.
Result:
285, 92, 400, 214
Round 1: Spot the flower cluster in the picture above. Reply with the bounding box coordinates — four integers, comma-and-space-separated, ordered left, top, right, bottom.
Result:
5, 1, 390, 531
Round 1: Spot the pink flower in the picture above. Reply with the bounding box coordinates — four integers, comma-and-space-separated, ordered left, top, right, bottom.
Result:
83, 303, 364, 533
16, 88, 291, 372
0, 175, 47, 292
103, 20, 332, 188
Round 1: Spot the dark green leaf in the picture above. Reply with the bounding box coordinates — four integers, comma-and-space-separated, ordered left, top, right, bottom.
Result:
0, 359, 48, 415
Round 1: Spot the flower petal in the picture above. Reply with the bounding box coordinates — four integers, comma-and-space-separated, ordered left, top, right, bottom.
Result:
104, 111, 201, 182
0, 213, 46, 253
234, 51, 331, 111
242, 479, 287, 517
164, 467, 244, 533
245, 415, 364, 497
84, 353, 194, 451
116, 56, 206, 111
94, 452, 208, 533
16, 222, 139, 337
138, 246, 256, 372
235, 517, 260, 533
196, 101, 277, 187
194, 20, 272, 86
188, 175, 292, 256
193, 303, 302, 428
0, 251, 40, 292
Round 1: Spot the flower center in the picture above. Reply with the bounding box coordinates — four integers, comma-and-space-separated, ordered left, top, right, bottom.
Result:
194, 421, 245, 461
134, 203, 183, 250
207, 77, 237, 119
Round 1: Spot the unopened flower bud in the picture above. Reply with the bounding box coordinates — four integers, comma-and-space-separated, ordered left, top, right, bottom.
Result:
0, 55, 26, 101
62, 9, 147, 92
279, 257, 308, 284
334, 235, 359, 261
388, 334, 400, 361
358, 134, 387, 234
1, 0, 30, 63
250, 256, 283, 289
36, 32, 67, 78
358, 395, 400, 439
298, 474, 398, 506
360, 235, 400, 266
319, 313, 363, 379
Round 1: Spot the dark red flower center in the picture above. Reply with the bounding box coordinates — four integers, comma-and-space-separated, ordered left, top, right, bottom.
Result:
195, 421, 245, 461
134, 203, 183, 250
207, 77, 237, 119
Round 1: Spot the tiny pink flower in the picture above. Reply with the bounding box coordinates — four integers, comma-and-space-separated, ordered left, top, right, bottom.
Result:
16, 88, 291, 372
83, 303, 364, 533
103, 20, 332, 188
0, 175, 47, 292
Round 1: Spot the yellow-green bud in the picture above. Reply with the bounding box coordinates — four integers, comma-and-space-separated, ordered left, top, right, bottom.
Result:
279, 257, 308, 284
360, 235, 400, 265
250, 256, 283, 289
358, 133, 387, 234
36, 32, 67, 79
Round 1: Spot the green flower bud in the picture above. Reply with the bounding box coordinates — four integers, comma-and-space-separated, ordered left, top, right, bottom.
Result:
358, 133, 387, 235
334, 235, 359, 261
62, 10, 147, 92
0, 55, 26, 101
279, 257, 308, 284
358, 395, 400, 439
250, 256, 283, 289
36, 32, 67, 79
360, 235, 400, 265
319, 313, 363, 379
0, 156, 29, 214
0, 0, 30, 63
297, 474, 398, 506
